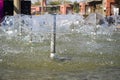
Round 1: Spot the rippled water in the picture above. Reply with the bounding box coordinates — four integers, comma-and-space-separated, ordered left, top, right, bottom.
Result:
0, 13, 120, 80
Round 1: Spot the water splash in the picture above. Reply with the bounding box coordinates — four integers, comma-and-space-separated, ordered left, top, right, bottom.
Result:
0, 13, 120, 54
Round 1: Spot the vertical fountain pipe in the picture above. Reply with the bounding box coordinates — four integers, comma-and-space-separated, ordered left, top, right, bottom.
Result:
14, 0, 22, 36
14, 0, 21, 15
50, 14, 56, 59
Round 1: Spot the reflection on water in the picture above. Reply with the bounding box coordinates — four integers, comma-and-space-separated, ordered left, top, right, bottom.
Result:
0, 13, 120, 80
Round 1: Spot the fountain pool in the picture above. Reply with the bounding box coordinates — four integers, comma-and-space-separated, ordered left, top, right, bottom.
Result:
0, 13, 120, 80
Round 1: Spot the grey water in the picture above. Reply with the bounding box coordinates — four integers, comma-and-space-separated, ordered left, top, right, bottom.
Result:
0, 13, 120, 80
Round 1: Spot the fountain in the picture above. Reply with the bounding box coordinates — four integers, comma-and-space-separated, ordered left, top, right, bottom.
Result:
0, 13, 120, 80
